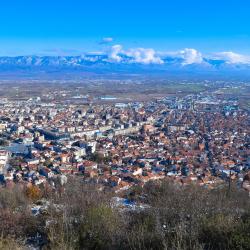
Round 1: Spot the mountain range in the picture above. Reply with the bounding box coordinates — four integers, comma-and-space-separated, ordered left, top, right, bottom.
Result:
0, 49, 250, 79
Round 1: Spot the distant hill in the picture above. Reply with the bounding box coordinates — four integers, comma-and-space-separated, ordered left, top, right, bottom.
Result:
0, 53, 250, 80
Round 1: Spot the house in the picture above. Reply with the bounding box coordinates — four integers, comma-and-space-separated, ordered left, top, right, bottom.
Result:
109, 176, 121, 187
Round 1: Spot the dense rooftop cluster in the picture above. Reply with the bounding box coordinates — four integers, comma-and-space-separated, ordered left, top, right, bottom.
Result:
0, 92, 249, 194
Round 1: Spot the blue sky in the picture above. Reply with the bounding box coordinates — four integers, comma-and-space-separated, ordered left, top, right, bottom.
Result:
0, 0, 250, 56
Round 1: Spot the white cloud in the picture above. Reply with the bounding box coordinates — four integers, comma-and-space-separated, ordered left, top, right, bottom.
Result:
161, 48, 203, 65
100, 37, 114, 44
103, 45, 250, 66
125, 48, 163, 64
213, 51, 250, 64
179, 48, 203, 65
106, 45, 163, 64
107, 44, 123, 62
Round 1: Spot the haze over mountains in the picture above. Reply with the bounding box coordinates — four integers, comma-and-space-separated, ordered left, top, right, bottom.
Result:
1, 47, 250, 79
